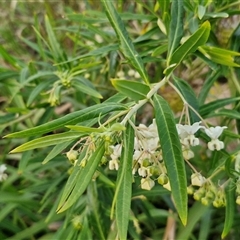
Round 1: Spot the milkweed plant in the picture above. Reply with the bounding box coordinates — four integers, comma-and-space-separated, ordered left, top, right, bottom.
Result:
1, 0, 240, 239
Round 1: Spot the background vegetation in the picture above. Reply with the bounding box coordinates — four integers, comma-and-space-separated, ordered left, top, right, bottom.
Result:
1, 0, 240, 239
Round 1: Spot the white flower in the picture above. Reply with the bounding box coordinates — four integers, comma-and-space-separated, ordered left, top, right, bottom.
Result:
138, 166, 148, 177
138, 119, 158, 139
182, 147, 194, 160
0, 164, 8, 182
205, 126, 227, 139
141, 177, 155, 190
205, 126, 227, 151
109, 159, 119, 170
110, 144, 122, 160
176, 122, 203, 146
191, 173, 206, 187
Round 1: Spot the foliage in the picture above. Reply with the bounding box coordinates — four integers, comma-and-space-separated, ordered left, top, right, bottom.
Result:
1, 0, 240, 239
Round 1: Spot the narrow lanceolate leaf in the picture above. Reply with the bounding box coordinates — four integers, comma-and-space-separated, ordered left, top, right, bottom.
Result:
173, 76, 200, 123
166, 21, 211, 75
167, 0, 184, 61
5, 103, 127, 138
57, 142, 105, 213
111, 79, 150, 101
10, 132, 83, 153
115, 119, 135, 240
101, 0, 149, 84
200, 97, 240, 117
153, 94, 187, 225
221, 179, 235, 239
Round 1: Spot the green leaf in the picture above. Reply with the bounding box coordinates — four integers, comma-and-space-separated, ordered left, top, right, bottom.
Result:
115, 119, 135, 240
167, 0, 184, 61
5, 103, 127, 138
72, 78, 103, 99
221, 179, 236, 239
66, 125, 105, 133
10, 132, 83, 153
111, 79, 150, 101
101, 0, 149, 84
198, 68, 222, 105
42, 141, 73, 164
199, 45, 240, 67
45, 15, 65, 63
173, 76, 200, 123
27, 81, 50, 106
152, 43, 168, 56
153, 94, 187, 225
177, 201, 209, 240
57, 141, 105, 212
205, 108, 240, 119
166, 21, 211, 74
200, 97, 240, 117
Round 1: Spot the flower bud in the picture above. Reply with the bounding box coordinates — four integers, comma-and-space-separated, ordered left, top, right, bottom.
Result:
66, 150, 78, 163
72, 216, 82, 230
187, 186, 194, 195
201, 197, 210, 206
149, 166, 160, 177
236, 196, 240, 205
141, 177, 155, 190
157, 173, 168, 185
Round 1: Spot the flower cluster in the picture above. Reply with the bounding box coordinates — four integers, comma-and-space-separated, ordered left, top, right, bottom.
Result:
107, 119, 227, 193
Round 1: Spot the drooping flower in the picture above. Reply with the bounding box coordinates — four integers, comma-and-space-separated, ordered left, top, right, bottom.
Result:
110, 144, 122, 160
176, 122, 203, 146
0, 164, 8, 182
141, 177, 155, 190
109, 144, 122, 170
191, 173, 206, 187
204, 126, 227, 151
109, 159, 119, 170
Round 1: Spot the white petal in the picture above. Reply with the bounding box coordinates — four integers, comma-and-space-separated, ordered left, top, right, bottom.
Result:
205, 126, 227, 139
163, 182, 171, 191
141, 178, 155, 190
191, 173, 206, 186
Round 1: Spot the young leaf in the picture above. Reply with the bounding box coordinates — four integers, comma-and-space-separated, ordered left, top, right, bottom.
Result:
199, 45, 240, 67
101, 0, 149, 84
221, 179, 236, 239
115, 119, 135, 240
167, 0, 184, 61
111, 79, 150, 101
57, 141, 105, 212
153, 94, 187, 225
166, 21, 211, 74
5, 103, 127, 138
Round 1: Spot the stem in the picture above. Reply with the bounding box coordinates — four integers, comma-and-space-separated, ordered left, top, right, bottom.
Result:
121, 77, 168, 125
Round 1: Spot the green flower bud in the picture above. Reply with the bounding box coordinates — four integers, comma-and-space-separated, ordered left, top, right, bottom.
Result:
201, 197, 210, 206
149, 166, 160, 177
72, 216, 82, 230
187, 186, 194, 195
110, 123, 126, 132
206, 190, 215, 199
157, 173, 168, 185
66, 150, 78, 163
142, 158, 151, 167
